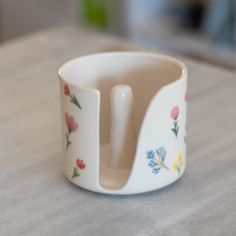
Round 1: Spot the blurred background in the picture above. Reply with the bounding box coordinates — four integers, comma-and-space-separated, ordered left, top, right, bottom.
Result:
0, 0, 235, 69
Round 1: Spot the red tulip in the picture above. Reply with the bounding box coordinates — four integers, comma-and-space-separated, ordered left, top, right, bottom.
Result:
64, 84, 70, 96
65, 113, 78, 133
76, 159, 86, 169
171, 106, 179, 120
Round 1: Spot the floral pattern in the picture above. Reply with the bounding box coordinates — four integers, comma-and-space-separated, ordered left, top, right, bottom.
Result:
146, 147, 169, 174
65, 113, 78, 149
170, 106, 180, 138
173, 152, 184, 175
64, 84, 82, 109
63, 84, 86, 175
72, 158, 86, 178
145, 98, 185, 176
63, 86, 186, 182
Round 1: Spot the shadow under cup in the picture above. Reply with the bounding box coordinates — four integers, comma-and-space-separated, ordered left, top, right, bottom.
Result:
59, 52, 187, 195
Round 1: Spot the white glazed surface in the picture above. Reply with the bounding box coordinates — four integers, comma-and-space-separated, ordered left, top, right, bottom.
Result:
59, 52, 187, 194
110, 85, 136, 169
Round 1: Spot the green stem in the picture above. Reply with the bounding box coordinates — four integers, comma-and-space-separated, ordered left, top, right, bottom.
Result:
177, 166, 181, 175
66, 132, 71, 150
70, 94, 82, 109
174, 121, 177, 128
72, 167, 80, 178
172, 121, 179, 138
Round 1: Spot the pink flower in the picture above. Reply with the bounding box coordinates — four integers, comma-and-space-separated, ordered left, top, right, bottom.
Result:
65, 113, 78, 133
63, 84, 82, 109
171, 106, 179, 120
76, 159, 86, 169
64, 85, 70, 96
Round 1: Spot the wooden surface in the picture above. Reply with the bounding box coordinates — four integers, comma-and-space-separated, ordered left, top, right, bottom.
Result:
1, 25, 236, 235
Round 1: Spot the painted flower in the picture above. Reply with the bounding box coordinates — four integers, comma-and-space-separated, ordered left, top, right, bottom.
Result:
148, 159, 158, 168
178, 153, 184, 165
65, 113, 78, 149
156, 147, 166, 161
173, 162, 178, 171
72, 158, 86, 179
146, 147, 169, 175
65, 113, 78, 133
64, 84, 70, 96
63, 84, 82, 109
152, 167, 161, 174
170, 106, 180, 138
76, 159, 86, 169
171, 106, 179, 120
147, 150, 155, 159
173, 152, 184, 175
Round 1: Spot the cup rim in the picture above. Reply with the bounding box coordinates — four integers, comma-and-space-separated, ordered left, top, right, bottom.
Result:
58, 51, 187, 90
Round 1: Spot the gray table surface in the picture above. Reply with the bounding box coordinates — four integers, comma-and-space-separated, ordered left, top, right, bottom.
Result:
1, 25, 236, 236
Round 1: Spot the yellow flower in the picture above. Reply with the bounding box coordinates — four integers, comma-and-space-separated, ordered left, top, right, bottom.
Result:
178, 152, 183, 161
178, 152, 184, 166
173, 161, 178, 171
173, 152, 184, 174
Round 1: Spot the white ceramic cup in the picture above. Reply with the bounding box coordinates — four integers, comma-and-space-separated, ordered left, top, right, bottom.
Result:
58, 52, 187, 195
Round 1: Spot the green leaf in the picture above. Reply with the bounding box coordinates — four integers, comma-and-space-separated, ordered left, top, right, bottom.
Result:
171, 128, 178, 138
176, 126, 179, 134
177, 167, 181, 175
66, 133, 71, 150
67, 141, 71, 149
72, 167, 80, 179
70, 94, 82, 109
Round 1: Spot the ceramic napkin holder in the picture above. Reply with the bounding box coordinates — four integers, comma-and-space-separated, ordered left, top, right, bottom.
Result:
58, 52, 187, 195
